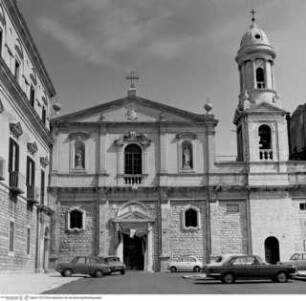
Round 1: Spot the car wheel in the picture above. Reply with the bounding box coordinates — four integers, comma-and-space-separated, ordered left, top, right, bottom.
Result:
63, 269, 72, 277
60, 272, 65, 277
94, 270, 104, 278
221, 272, 235, 284
120, 269, 125, 275
170, 266, 177, 273
275, 272, 288, 283
193, 266, 201, 273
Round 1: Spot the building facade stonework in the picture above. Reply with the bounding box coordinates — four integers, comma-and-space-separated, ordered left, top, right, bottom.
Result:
49, 19, 306, 272
0, 0, 56, 273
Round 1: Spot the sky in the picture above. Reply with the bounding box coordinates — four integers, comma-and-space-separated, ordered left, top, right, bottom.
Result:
17, 0, 306, 157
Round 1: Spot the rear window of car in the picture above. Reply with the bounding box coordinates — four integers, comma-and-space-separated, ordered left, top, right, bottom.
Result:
88, 258, 99, 264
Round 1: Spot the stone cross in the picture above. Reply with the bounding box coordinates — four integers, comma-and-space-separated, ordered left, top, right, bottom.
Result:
126, 71, 139, 89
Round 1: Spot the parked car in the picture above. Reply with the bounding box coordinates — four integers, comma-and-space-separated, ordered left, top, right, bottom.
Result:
204, 254, 297, 283
56, 256, 110, 277
98, 256, 126, 275
168, 255, 204, 273
279, 252, 306, 271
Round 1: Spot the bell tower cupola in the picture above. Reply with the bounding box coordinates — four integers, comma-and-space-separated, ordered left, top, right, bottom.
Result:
233, 11, 289, 165
236, 11, 279, 109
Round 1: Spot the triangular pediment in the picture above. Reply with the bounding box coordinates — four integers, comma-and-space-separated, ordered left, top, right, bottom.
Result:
116, 210, 151, 222
52, 96, 212, 124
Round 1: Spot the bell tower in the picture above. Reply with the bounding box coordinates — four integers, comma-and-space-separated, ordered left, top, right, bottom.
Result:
233, 12, 289, 167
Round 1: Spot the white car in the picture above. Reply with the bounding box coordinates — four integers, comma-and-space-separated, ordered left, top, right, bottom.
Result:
168, 255, 204, 273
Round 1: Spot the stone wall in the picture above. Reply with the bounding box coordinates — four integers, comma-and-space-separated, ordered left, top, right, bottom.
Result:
169, 200, 206, 262
56, 202, 97, 262
0, 187, 38, 273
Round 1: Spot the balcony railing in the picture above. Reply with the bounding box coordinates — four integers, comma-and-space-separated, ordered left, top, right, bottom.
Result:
9, 171, 26, 194
124, 174, 142, 185
259, 149, 273, 161
27, 185, 40, 205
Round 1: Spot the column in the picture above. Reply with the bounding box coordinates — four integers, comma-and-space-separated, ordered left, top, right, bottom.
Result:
99, 126, 107, 173
147, 223, 153, 272
117, 150, 123, 185
159, 127, 167, 173
252, 60, 257, 89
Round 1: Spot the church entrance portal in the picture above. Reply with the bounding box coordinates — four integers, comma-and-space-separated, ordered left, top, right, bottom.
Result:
264, 236, 280, 264
123, 233, 145, 270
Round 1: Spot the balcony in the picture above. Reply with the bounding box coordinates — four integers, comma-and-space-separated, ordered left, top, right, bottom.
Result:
124, 174, 142, 185
259, 149, 273, 161
27, 185, 40, 205
9, 171, 26, 194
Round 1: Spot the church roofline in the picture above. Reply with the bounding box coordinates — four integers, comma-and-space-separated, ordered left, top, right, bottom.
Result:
51, 95, 218, 125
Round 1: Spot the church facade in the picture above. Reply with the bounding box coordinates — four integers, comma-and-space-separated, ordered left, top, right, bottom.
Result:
49, 20, 306, 272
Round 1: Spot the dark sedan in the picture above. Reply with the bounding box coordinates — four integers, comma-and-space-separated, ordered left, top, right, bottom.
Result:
56, 256, 110, 278
204, 254, 297, 283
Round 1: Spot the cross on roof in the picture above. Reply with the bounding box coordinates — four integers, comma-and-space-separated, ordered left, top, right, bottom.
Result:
250, 8, 256, 23
126, 71, 139, 89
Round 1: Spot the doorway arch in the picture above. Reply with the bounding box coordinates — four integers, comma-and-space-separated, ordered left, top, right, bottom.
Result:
264, 236, 280, 264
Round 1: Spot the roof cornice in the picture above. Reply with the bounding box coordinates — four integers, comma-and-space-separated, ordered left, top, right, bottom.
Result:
0, 57, 53, 146
4, 0, 56, 97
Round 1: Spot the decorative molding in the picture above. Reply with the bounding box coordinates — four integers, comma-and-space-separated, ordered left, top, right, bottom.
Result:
114, 131, 151, 148
67, 207, 86, 233
27, 141, 38, 155
9, 122, 23, 138
125, 106, 138, 121
68, 132, 90, 141
181, 205, 201, 232
176, 132, 197, 140
40, 156, 49, 167
14, 44, 24, 59
30, 73, 37, 85
5, 44, 13, 57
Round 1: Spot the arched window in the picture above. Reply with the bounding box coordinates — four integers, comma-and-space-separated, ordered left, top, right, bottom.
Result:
182, 141, 193, 169
256, 67, 265, 89
185, 208, 198, 227
259, 125, 273, 160
259, 125, 271, 149
74, 141, 85, 169
125, 144, 142, 174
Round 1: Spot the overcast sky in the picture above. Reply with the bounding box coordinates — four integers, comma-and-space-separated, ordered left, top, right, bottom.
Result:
18, 0, 306, 157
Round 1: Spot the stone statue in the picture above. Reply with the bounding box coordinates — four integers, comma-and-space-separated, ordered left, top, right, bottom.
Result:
75, 148, 84, 168
183, 144, 192, 169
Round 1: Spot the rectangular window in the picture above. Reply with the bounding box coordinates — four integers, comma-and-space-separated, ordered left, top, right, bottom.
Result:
40, 170, 45, 205
42, 106, 46, 125
14, 59, 20, 82
0, 30, 2, 57
300, 203, 306, 211
30, 86, 35, 107
226, 204, 239, 213
9, 138, 19, 172
9, 139, 20, 188
26, 157, 35, 187
27, 228, 30, 255
9, 221, 14, 252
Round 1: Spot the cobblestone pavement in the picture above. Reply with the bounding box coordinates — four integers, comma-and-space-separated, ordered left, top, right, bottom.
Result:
0, 270, 305, 295
0, 272, 83, 294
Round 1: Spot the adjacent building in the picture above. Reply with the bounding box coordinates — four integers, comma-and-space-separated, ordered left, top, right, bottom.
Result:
49, 18, 306, 271
0, 0, 56, 272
